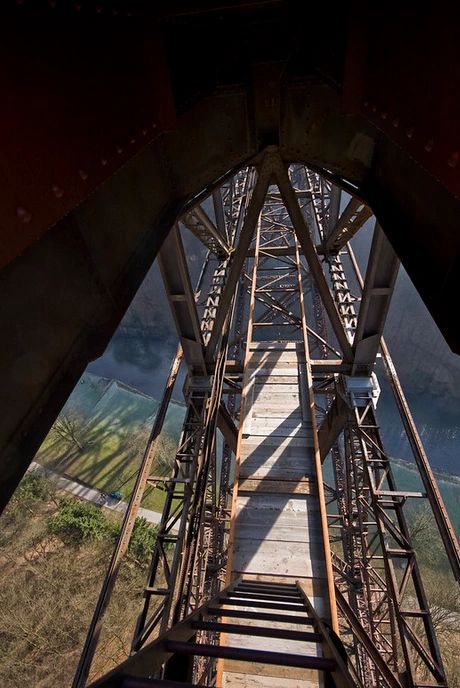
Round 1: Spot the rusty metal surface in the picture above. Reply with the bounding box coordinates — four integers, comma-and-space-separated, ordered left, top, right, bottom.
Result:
344, 6, 460, 199
0, 10, 175, 269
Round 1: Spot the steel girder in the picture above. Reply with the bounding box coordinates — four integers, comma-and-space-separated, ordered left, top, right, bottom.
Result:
302, 166, 451, 687
73, 152, 457, 687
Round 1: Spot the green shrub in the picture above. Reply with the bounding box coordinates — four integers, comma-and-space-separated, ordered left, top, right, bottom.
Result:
128, 517, 157, 561
14, 472, 50, 503
47, 498, 114, 542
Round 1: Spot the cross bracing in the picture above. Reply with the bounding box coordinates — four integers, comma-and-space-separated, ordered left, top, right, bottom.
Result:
74, 149, 459, 688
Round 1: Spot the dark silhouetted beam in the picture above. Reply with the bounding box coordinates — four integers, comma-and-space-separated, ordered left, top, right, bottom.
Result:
181, 205, 230, 258
352, 223, 399, 374
206, 159, 272, 359
159, 225, 206, 374
318, 393, 349, 461
217, 400, 238, 453
273, 156, 354, 361
325, 197, 372, 253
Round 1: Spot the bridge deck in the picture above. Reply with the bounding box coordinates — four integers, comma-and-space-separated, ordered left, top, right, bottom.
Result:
220, 341, 331, 688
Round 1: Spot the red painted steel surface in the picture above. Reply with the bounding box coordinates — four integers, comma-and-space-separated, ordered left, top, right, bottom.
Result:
0, 14, 175, 269
344, 7, 460, 199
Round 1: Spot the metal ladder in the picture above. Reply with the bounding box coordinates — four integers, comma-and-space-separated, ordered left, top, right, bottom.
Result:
89, 579, 356, 688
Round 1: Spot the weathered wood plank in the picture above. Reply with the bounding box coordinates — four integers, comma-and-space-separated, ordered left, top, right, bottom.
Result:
249, 341, 300, 350
248, 361, 301, 371
239, 466, 315, 481
234, 523, 324, 544
252, 384, 300, 395
219, 631, 321, 656
241, 437, 314, 452
235, 502, 321, 526
249, 367, 299, 377
240, 442, 314, 459
223, 661, 321, 683
250, 375, 302, 384
251, 405, 301, 416
236, 493, 320, 514
224, 671, 322, 687
248, 417, 308, 430
246, 425, 313, 438
237, 478, 316, 495
248, 354, 303, 365
232, 540, 326, 578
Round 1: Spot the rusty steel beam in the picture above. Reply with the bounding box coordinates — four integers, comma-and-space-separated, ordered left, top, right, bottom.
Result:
0, 19, 176, 271
159, 225, 206, 374
324, 197, 373, 254
212, 189, 227, 240
347, 243, 460, 584
217, 401, 238, 454
274, 156, 354, 361
334, 587, 402, 688
304, 165, 449, 685
181, 205, 231, 259
205, 160, 271, 359
352, 223, 400, 374
318, 393, 349, 462
73, 346, 183, 688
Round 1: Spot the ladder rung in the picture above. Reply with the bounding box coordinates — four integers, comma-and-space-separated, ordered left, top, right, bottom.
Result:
236, 585, 301, 598
206, 606, 314, 626
400, 609, 429, 617
239, 580, 298, 590
219, 597, 304, 611
376, 490, 426, 498
192, 620, 322, 643
121, 679, 207, 688
163, 641, 335, 671
229, 590, 302, 603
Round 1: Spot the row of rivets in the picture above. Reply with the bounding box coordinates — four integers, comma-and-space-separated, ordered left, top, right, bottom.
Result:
364, 101, 459, 167
15, 0, 133, 16
16, 121, 158, 223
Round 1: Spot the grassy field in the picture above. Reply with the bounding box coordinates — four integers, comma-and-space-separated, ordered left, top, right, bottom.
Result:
37, 371, 460, 526
36, 372, 185, 511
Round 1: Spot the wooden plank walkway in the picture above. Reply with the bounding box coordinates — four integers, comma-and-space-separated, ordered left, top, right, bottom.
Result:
221, 341, 330, 688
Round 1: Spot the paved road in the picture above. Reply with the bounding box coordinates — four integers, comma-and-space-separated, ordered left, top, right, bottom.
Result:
29, 461, 164, 526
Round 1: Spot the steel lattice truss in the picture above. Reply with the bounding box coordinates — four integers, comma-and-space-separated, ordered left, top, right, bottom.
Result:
74, 150, 460, 688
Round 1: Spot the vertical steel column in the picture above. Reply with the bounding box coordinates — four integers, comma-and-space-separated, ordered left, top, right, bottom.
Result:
305, 167, 448, 686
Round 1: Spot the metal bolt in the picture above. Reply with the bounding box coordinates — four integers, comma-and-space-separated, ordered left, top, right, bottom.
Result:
448, 151, 459, 168
52, 184, 64, 198
17, 206, 32, 223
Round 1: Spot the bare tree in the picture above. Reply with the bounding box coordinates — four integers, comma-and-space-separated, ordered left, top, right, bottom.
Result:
52, 412, 87, 453
153, 434, 178, 475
